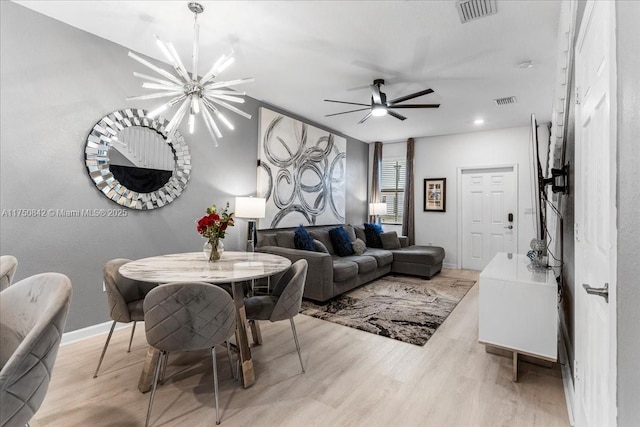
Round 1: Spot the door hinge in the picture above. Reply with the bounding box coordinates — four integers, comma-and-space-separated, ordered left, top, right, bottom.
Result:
575, 86, 581, 105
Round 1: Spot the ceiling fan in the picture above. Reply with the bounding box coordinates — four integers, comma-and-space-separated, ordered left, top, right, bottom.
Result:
324, 79, 440, 124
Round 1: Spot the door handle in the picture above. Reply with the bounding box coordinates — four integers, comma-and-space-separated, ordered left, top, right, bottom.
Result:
504, 225, 513, 229
582, 283, 609, 303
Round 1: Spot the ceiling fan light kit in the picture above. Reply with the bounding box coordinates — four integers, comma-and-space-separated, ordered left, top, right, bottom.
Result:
325, 79, 440, 124
126, 2, 254, 146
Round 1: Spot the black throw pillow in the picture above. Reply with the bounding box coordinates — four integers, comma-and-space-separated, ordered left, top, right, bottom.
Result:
329, 226, 355, 256
363, 222, 383, 248
294, 225, 316, 252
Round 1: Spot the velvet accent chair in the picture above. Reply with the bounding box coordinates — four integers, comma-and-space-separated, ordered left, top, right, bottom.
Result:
143, 282, 236, 426
0, 255, 18, 292
0, 272, 72, 427
93, 258, 156, 378
244, 259, 308, 373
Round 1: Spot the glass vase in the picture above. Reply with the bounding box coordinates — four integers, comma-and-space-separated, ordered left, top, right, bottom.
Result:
203, 238, 224, 262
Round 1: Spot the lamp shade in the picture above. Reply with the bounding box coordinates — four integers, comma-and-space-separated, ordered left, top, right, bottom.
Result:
235, 197, 266, 219
369, 202, 387, 216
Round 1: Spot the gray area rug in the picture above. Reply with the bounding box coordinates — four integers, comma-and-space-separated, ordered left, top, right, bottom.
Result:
300, 273, 475, 346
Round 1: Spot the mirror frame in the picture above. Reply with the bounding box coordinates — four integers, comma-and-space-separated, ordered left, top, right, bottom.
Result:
85, 109, 191, 210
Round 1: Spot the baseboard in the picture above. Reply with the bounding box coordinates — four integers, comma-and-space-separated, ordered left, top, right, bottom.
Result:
61, 321, 132, 346
443, 262, 457, 269
559, 318, 576, 426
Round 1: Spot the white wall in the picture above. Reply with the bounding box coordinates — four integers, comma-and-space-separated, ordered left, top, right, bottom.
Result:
408, 125, 549, 268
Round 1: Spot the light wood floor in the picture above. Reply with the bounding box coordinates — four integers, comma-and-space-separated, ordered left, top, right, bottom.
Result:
34, 269, 569, 427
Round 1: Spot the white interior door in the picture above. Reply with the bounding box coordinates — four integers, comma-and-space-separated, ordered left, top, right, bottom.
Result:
461, 167, 516, 270
574, 1, 617, 425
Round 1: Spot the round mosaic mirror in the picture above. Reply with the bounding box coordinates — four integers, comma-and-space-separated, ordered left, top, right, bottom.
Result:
85, 109, 191, 210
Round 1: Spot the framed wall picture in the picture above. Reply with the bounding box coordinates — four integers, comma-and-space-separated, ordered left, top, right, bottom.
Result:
424, 178, 446, 212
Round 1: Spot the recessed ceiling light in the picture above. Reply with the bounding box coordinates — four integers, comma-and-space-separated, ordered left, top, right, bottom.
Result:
474, 119, 485, 125
517, 60, 534, 69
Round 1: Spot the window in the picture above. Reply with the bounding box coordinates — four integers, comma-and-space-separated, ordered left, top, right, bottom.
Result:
380, 159, 406, 224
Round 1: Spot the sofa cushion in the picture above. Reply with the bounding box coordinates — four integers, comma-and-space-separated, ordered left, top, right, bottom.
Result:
258, 233, 277, 247
352, 238, 366, 255
364, 223, 383, 248
380, 231, 402, 250
392, 246, 445, 264
332, 259, 358, 282
354, 226, 366, 242
342, 225, 357, 242
329, 226, 355, 257
363, 248, 394, 267
276, 231, 295, 249
340, 255, 377, 274
310, 229, 335, 255
294, 225, 316, 251
314, 239, 329, 253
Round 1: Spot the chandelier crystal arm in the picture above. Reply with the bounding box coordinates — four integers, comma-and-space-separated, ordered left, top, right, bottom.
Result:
155, 36, 191, 82
142, 82, 184, 91
204, 77, 255, 90
191, 15, 199, 80
206, 90, 246, 96
166, 43, 191, 82
201, 105, 223, 141
199, 52, 234, 86
165, 97, 191, 139
126, 91, 184, 102
133, 72, 178, 86
202, 96, 252, 120
147, 94, 188, 118
128, 51, 183, 86
202, 92, 246, 104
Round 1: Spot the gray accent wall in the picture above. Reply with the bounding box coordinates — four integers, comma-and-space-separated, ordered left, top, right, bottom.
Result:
0, 2, 368, 331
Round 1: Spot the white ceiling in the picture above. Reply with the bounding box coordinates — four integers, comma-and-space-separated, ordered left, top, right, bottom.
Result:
15, 0, 562, 143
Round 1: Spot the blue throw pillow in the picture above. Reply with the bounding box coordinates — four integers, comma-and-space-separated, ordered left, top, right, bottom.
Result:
294, 225, 316, 252
329, 226, 355, 256
363, 222, 383, 248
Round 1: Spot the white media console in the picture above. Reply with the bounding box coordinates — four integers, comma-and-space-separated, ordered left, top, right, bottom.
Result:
478, 252, 558, 381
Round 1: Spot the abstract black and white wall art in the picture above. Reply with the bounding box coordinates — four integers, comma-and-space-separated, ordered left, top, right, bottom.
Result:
257, 107, 346, 228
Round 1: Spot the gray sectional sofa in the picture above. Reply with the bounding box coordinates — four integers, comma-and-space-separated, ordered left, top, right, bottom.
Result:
255, 224, 445, 302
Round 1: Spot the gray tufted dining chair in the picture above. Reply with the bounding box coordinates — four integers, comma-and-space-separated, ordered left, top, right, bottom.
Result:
0, 255, 18, 292
93, 258, 157, 378
143, 282, 236, 426
244, 259, 308, 373
0, 272, 72, 427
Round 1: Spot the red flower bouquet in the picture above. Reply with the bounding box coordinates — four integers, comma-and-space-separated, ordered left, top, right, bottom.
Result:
197, 203, 234, 261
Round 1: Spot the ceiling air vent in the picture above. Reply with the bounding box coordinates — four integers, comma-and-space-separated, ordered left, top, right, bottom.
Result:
456, 0, 497, 24
494, 96, 518, 106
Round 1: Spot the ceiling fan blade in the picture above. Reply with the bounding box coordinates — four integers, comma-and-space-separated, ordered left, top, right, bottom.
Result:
388, 88, 434, 105
358, 112, 372, 124
388, 104, 440, 109
325, 108, 371, 117
324, 99, 370, 107
387, 110, 407, 121
370, 84, 382, 104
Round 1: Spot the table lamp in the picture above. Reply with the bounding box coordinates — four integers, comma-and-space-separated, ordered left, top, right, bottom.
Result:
369, 202, 387, 224
235, 196, 266, 252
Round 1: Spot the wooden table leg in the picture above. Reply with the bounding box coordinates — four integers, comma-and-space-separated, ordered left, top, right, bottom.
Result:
138, 347, 161, 393
512, 351, 519, 382
232, 281, 255, 388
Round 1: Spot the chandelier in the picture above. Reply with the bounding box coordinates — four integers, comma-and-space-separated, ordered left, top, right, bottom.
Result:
126, 2, 253, 146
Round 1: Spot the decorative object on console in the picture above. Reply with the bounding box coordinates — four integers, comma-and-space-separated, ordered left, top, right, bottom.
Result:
234, 197, 266, 252
126, 2, 253, 147
424, 178, 446, 212
369, 202, 387, 224
196, 203, 234, 262
257, 107, 346, 228
85, 109, 191, 210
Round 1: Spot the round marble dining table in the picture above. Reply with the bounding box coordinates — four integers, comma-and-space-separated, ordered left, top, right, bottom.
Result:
119, 251, 291, 391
